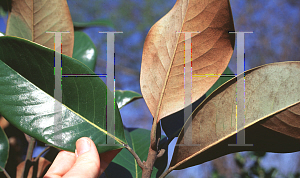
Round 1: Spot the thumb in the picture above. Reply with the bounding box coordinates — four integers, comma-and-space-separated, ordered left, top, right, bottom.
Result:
64, 137, 100, 178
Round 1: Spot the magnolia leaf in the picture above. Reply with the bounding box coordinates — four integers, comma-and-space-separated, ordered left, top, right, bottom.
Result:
140, 0, 235, 123
170, 61, 300, 170
72, 31, 97, 71
105, 128, 168, 178
161, 67, 234, 138
0, 126, 9, 172
6, 0, 74, 57
115, 90, 142, 109
0, 36, 126, 153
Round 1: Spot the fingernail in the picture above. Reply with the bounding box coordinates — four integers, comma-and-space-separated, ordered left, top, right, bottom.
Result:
76, 138, 91, 157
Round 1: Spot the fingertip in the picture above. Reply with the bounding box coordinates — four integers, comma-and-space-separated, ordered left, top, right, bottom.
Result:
63, 137, 101, 178
76, 137, 91, 157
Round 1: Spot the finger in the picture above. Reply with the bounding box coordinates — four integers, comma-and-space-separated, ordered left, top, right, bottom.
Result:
44, 151, 76, 178
63, 137, 100, 178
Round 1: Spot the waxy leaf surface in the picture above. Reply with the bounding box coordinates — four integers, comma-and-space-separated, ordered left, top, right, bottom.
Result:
115, 90, 142, 109
72, 31, 97, 71
140, 0, 235, 123
170, 61, 300, 170
0, 36, 126, 153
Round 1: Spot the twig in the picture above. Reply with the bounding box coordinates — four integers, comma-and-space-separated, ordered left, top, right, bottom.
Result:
22, 136, 36, 177
142, 121, 161, 178
0, 166, 11, 178
34, 146, 50, 162
24, 136, 35, 161
124, 144, 146, 170
157, 148, 165, 158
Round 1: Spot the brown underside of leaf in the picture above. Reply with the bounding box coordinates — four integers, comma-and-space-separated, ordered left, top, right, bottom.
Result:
6, 0, 74, 57
260, 103, 300, 139
16, 157, 51, 178
170, 61, 300, 170
171, 121, 300, 170
99, 148, 122, 175
140, 0, 235, 123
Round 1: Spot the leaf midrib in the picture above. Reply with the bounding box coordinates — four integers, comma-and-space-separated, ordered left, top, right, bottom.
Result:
154, 0, 190, 122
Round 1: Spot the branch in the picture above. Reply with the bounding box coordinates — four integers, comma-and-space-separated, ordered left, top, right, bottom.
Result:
124, 144, 146, 170
142, 121, 161, 178
0, 166, 11, 178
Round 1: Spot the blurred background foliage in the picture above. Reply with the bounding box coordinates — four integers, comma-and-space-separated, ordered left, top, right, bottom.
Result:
1, 0, 300, 177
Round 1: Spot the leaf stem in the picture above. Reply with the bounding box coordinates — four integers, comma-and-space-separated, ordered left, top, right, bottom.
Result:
22, 136, 36, 177
142, 121, 161, 178
124, 144, 146, 170
159, 166, 175, 178
34, 146, 50, 162
0, 166, 11, 178
25, 136, 35, 160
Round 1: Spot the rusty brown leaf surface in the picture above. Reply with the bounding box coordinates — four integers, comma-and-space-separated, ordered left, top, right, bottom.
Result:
140, 0, 235, 123
260, 103, 300, 139
170, 61, 300, 170
16, 157, 51, 178
6, 0, 74, 57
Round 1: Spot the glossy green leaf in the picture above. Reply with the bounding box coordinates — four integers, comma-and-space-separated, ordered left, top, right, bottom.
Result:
0, 127, 9, 172
73, 19, 114, 30
105, 128, 168, 178
205, 67, 235, 97
115, 90, 142, 109
72, 31, 97, 71
0, 36, 126, 153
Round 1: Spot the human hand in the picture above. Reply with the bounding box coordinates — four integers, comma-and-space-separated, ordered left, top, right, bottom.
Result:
44, 137, 121, 178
